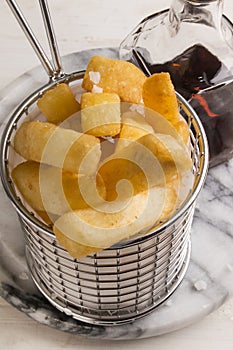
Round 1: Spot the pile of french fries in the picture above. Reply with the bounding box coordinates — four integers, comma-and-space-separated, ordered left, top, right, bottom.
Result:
11, 56, 193, 258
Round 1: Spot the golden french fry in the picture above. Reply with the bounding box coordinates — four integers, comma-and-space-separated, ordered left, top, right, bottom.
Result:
82, 55, 146, 104
99, 131, 192, 202
53, 186, 166, 257
99, 135, 165, 201
12, 161, 45, 212
130, 174, 179, 221
54, 174, 180, 258
37, 83, 80, 124
115, 110, 154, 152
36, 210, 54, 225
143, 72, 179, 123
175, 118, 190, 145
53, 162, 181, 259
81, 92, 121, 136
98, 139, 165, 201
98, 158, 142, 201
144, 108, 185, 143
55, 229, 102, 258
13, 121, 101, 175
11, 161, 106, 216
137, 133, 193, 175
142, 72, 189, 144
161, 177, 179, 219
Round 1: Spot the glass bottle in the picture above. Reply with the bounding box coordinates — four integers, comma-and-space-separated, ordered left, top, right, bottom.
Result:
120, 0, 233, 166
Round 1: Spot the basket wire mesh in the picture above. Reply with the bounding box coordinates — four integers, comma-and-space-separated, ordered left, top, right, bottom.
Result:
0, 76, 208, 324
0, 0, 209, 326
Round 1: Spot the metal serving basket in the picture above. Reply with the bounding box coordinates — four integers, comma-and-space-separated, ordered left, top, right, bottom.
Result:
0, 0, 208, 326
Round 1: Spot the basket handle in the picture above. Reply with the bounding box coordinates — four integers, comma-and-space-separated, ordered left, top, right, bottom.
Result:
6, 0, 64, 79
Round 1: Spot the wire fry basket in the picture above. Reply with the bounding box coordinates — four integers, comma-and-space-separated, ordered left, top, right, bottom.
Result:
0, 0, 208, 326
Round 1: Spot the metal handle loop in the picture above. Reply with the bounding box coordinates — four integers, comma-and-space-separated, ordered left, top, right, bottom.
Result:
6, 0, 63, 79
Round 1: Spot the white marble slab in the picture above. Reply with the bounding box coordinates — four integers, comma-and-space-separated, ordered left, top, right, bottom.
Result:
0, 48, 232, 340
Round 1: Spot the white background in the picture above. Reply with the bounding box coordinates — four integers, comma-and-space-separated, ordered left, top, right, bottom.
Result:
0, 0, 233, 349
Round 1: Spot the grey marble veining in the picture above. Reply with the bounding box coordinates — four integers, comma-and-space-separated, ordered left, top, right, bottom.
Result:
0, 48, 232, 340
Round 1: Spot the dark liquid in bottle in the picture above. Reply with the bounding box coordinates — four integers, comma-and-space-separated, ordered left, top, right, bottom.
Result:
145, 44, 233, 166
148, 44, 226, 99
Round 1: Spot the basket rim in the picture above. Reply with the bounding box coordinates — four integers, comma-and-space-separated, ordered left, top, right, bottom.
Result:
0, 70, 209, 249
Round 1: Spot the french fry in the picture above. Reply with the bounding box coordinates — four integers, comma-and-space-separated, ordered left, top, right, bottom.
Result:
55, 230, 102, 258
98, 132, 192, 202
98, 158, 142, 201
137, 133, 193, 174
54, 175, 180, 258
161, 177, 179, 219
13, 121, 101, 175
128, 172, 179, 219
98, 140, 165, 201
81, 92, 121, 136
100, 133, 187, 185
36, 210, 54, 225
142, 72, 189, 144
144, 108, 184, 142
53, 186, 166, 258
53, 136, 184, 257
37, 83, 80, 124
115, 110, 154, 152
11, 161, 106, 216
99, 134, 165, 201
82, 55, 146, 104
12, 161, 45, 212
